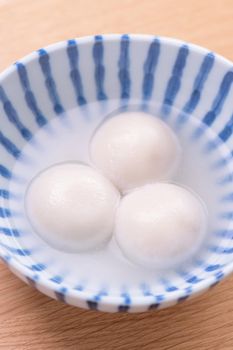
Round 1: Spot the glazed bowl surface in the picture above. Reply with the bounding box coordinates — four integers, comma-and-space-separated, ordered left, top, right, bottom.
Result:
1, 34, 233, 312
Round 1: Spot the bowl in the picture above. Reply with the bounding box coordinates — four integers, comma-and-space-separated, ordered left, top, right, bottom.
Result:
1, 34, 233, 313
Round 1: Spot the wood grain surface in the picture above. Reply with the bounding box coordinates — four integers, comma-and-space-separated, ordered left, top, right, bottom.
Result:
1, 0, 233, 349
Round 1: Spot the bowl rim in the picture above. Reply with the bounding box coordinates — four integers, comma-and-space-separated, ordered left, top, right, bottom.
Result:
1, 33, 233, 310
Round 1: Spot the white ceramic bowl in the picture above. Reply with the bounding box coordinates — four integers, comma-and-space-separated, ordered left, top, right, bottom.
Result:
1, 34, 233, 312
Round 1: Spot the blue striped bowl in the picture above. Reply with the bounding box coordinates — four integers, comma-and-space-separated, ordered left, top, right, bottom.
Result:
1, 34, 233, 312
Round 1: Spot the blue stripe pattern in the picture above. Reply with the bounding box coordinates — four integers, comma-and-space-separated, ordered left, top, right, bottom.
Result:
140, 283, 152, 296
50, 275, 63, 284
0, 208, 11, 217
0, 227, 20, 237
217, 172, 233, 185
215, 271, 224, 280
16, 62, 47, 127
166, 285, 178, 292
1, 255, 11, 263
156, 294, 164, 302
205, 264, 222, 272
26, 275, 38, 287
203, 71, 233, 126
162, 45, 189, 116
0, 86, 32, 140
67, 40, 87, 106
218, 114, 233, 142
186, 275, 203, 284
149, 294, 164, 310
38, 49, 65, 114
0, 243, 31, 256
75, 284, 84, 291
121, 292, 131, 305
211, 246, 233, 254
87, 300, 98, 310
93, 290, 108, 302
194, 70, 233, 138
221, 192, 233, 201
55, 287, 67, 302
0, 189, 10, 199
0, 131, 21, 158
220, 211, 233, 220
213, 150, 233, 169
177, 53, 214, 125
214, 229, 233, 238
142, 38, 160, 101
118, 292, 131, 312
30, 263, 46, 271
93, 36, 107, 100
118, 34, 130, 99
0, 165, 12, 179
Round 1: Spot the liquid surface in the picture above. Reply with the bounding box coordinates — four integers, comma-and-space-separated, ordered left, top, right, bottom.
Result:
8, 100, 233, 293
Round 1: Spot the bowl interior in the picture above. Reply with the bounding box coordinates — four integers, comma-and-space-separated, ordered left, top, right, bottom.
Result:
0, 35, 233, 311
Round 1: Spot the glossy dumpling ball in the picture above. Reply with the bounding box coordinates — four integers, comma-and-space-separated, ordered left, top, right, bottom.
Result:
90, 111, 181, 192
25, 163, 120, 252
115, 183, 207, 268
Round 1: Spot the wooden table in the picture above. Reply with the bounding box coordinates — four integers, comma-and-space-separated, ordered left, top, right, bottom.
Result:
1, 1, 233, 349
